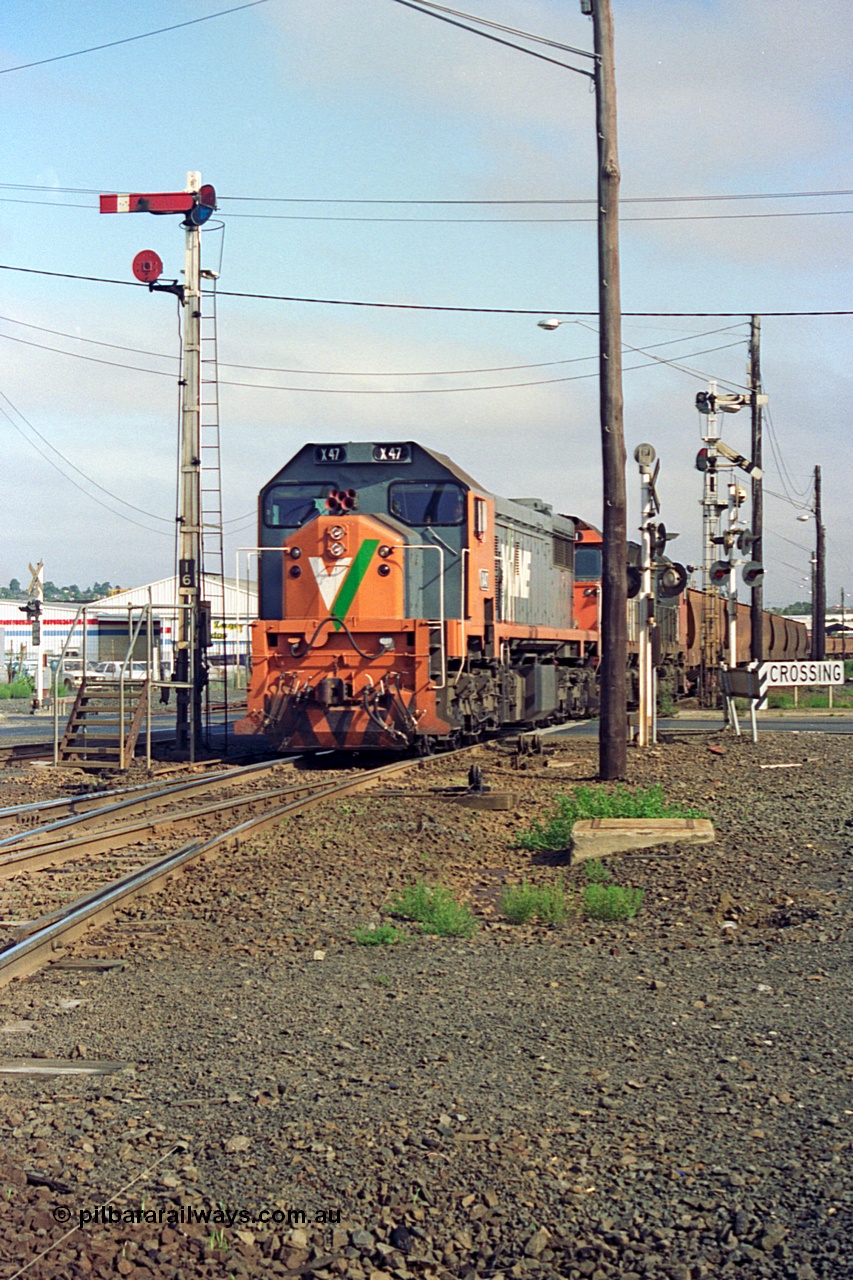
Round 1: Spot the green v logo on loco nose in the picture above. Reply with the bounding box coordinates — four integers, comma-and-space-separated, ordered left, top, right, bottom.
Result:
329, 539, 380, 630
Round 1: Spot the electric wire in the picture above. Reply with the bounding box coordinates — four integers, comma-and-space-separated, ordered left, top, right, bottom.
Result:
8, 194, 853, 223
386, 0, 594, 78
2, 263, 853, 318
575, 321, 749, 391
219, 207, 853, 225
386, 0, 595, 60
0, 392, 173, 536
0, 1, 272, 76
0, 329, 751, 394
764, 404, 815, 504
0, 312, 746, 378
3, 182, 853, 205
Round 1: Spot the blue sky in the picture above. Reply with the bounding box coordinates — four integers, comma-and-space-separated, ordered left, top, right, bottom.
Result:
1, 0, 851, 606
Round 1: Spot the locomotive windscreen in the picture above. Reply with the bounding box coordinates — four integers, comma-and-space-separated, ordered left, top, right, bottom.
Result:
263, 483, 329, 528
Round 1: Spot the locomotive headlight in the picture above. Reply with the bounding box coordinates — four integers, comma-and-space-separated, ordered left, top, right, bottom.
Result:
289, 546, 302, 559
330, 525, 345, 540
329, 541, 345, 558
378, 545, 393, 558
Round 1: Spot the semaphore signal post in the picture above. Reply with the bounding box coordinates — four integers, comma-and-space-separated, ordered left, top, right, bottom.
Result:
100, 172, 217, 760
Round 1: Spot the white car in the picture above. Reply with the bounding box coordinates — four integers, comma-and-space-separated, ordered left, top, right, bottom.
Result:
56, 658, 99, 689
91, 661, 149, 682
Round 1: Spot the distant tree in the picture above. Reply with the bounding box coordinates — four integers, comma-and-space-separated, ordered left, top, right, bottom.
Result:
8, 578, 20, 594
780, 600, 812, 615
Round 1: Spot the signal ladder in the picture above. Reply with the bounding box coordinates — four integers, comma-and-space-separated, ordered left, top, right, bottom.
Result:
199, 278, 227, 739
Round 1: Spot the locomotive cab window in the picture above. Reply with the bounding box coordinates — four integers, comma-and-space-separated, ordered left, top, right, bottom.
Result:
263, 484, 330, 528
388, 481, 464, 526
575, 545, 603, 580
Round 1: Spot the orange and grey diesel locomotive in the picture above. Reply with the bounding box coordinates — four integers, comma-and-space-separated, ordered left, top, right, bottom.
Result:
235, 441, 600, 752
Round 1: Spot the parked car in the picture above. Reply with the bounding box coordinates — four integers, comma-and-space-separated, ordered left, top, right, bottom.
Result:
55, 659, 99, 690
90, 661, 149, 682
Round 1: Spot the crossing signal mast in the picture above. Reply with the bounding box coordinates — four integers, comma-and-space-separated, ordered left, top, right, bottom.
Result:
695, 382, 766, 700
100, 173, 217, 759
631, 446, 687, 745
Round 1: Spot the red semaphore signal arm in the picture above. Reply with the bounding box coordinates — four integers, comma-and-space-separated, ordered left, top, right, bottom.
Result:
99, 192, 195, 215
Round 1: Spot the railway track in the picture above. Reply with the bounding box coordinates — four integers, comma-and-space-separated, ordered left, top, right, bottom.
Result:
0, 750, 447, 989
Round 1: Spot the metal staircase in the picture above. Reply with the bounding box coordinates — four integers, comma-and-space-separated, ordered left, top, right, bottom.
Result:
58, 680, 149, 770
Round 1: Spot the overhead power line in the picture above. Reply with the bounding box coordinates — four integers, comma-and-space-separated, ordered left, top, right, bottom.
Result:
0, 325, 749, 393
0, 311, 745, 377
387, 0, 594, 78
0, 0, 271, 76
386, 0, 595, 60
2, 262, 852, 318
3, 190, 853, 224
4, 182, 853, 206
220, 207, 853, 225
0, 390, 172, 535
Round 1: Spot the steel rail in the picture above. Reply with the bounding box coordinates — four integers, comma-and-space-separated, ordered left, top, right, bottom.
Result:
0, 776, 338, 887
0, 757, 298, 848
0, 753, 431, 987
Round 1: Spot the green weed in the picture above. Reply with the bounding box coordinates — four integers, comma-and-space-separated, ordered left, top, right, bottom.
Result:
0, 679, 34, 700
584, 859, 611, 884
389, 880, 477, 938
518, 784, 705, 852
500, 878, 570, 926
583, 882, 644, 921
208, 1227, 228, 1252
352, 923, 403, 946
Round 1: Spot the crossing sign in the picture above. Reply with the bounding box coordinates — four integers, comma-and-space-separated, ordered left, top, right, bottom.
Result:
757, 660, 843, 707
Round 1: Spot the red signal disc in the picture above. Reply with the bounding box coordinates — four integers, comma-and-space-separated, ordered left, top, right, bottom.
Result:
132, 250, 164, 283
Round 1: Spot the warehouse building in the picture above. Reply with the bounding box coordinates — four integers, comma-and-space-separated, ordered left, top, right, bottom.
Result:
0, 576, 257, 683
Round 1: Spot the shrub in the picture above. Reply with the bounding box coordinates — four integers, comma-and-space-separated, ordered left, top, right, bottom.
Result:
584, 859, 611, 884
518, 783, 705, 852
0, 679, 34, 701
583, 882, 644, 921
352, 923, 403, 946
500, 878, 570, 926
389, 880, 477, 938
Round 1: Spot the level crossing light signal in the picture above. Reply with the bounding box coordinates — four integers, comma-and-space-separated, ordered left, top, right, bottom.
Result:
742, 561, 765, 586
709, 560, 730, 585
657, 562, 688, 599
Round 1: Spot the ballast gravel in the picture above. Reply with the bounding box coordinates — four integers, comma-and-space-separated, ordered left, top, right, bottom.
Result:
0, 727, 850, 1280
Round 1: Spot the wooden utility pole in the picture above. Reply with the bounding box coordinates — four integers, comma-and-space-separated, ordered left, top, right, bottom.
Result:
589, 0, 628, 779
749, 315, 764, 662
812, 464, 826, 660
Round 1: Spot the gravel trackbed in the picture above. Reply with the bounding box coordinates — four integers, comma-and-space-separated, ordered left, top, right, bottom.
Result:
0, 729, 851, 1280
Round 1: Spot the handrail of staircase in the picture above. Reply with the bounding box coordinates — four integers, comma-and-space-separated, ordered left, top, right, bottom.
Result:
52, 602, 87, 767
117, 605, 150, 770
